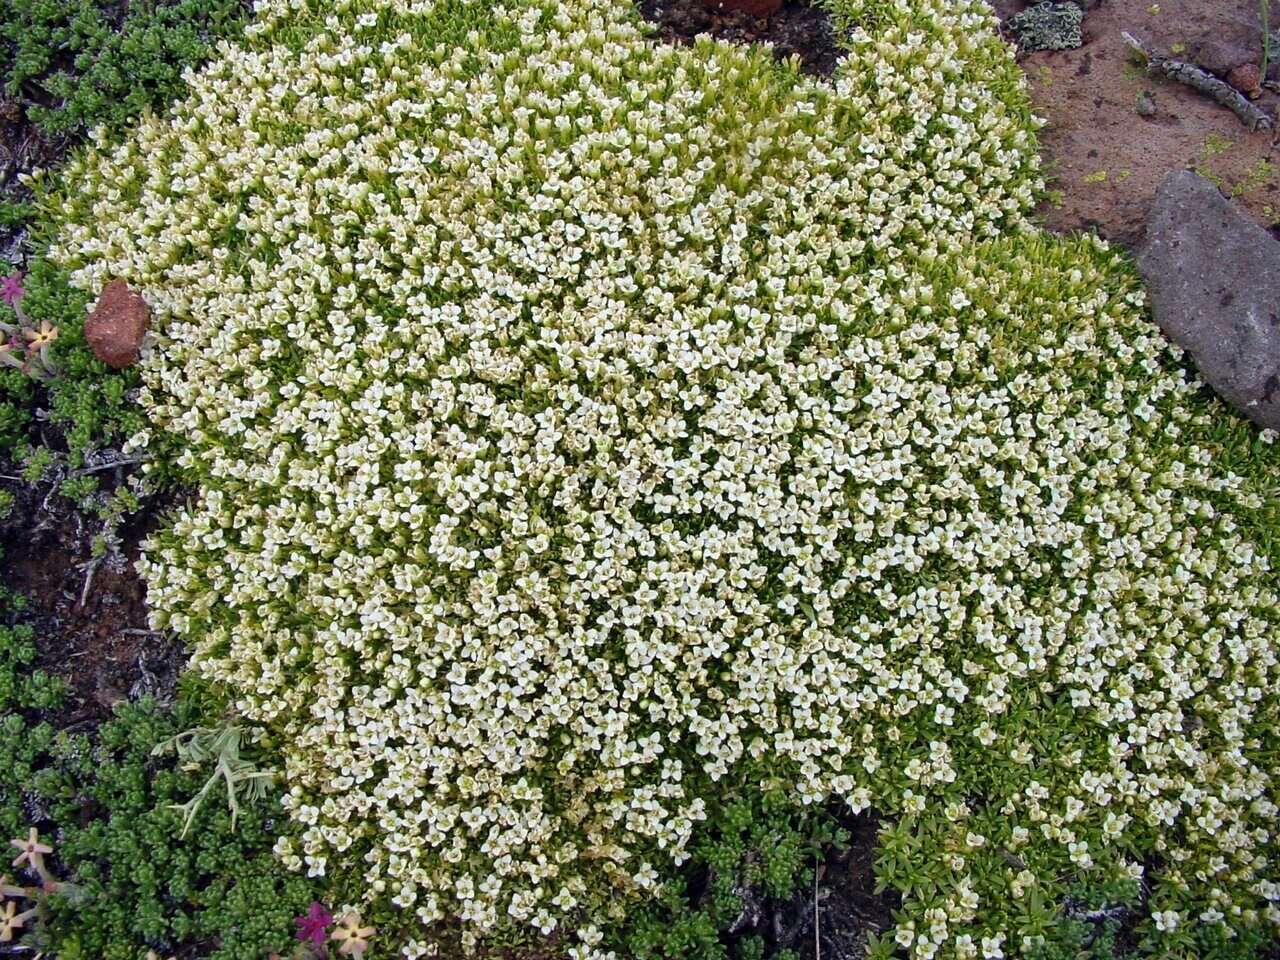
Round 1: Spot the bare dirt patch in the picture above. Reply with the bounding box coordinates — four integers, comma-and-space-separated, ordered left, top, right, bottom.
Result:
0, 473, 185, 726
1005, 0, 1279, 245
777, 812, 895, 960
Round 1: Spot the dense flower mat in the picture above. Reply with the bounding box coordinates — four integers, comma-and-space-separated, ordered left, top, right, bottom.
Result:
49, 0, 1280, 955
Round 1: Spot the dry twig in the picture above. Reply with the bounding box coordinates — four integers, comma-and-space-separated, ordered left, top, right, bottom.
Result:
813, 863, 821, 960
76, 557, 103, 610
1123, 32, 1274, 131
68, 455, 148, 477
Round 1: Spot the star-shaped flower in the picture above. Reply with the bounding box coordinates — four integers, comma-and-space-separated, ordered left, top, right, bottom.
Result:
23, 320, 57, 351
9, 829, 51, 874
295, 901, 333, 946
0, 900, 36, 943
331, 910, 376, 957
0, 273, 22, 308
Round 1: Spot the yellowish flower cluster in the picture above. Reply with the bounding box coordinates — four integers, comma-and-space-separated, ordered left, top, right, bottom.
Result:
50, 0, 1279, 955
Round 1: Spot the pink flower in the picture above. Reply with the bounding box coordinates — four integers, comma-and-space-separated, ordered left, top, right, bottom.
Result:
295, 901, 333, 946
0, 273, 23, 308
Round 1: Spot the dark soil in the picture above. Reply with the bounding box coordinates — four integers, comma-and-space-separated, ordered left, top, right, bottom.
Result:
714, 811, 897, 960
0, 99, 67, 264
0, 467, 187, 727
778, 813, 895, 960
638, 0, 844, 77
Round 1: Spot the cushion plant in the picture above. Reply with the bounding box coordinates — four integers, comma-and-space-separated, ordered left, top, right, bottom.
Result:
48, 0, 1280, 956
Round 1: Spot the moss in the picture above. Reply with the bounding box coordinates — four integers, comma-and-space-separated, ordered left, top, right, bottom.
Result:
0, 0, 250, 138
0, 589, 321, 959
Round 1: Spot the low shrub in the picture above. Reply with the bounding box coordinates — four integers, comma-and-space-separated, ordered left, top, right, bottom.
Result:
0, 259, 145, 461
45, 0, 1280, 956
0, 590, 319, 960
0, 0, 253, 511
615, 782, 849, 960
0, 0, 250, 138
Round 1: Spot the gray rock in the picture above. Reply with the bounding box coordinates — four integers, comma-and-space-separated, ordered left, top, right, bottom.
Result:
1137, 170, 1280, 431
1006, 2, 1083, 52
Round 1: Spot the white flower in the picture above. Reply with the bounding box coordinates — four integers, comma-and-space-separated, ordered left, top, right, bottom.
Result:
1153, 909, 1181, 932
50, 0, 1280, 953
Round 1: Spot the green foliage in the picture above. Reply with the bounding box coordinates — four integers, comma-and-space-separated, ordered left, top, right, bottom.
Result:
17, 442, 54, 482
0, 590, 319, 960
0, 590, 67, 716
0, 364, 35, 451
613, 781, 848, 960
0, 258, 150, 520
38, 709, 316, 960
1027, 877, 1280, 960
0, 0, 250, 502
0, 0, 250, 138
1026, 879, 1141, 960
6, 257, 147, 465
58, 470, 98, 505
0, 196, 34, 230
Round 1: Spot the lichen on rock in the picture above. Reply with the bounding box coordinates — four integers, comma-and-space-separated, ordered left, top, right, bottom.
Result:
1006, 1, 1084, 52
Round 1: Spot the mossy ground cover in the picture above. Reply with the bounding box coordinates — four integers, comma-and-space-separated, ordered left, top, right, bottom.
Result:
3, 0, 1280, 958
0, 0, 255, 511
1, 0, 248, 139
0, 589, 322, 958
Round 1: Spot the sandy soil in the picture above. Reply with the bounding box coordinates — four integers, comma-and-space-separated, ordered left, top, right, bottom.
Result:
1011, 0, 1280, 245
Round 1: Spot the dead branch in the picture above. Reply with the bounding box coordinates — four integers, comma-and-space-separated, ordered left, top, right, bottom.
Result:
68, 455, 149, 477
1123, 32, 1274, 132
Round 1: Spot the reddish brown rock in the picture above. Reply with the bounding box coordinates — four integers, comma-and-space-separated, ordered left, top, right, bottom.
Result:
1227, 63, 1263, 98
85, 279, 149, 368
701, 0, 782, 17
1188, 15, 1262, 78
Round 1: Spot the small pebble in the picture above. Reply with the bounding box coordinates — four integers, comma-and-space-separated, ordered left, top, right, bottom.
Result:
85, 278, 150, 369
1135, 91, 1157, 117
1227, 63, 1263, 99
